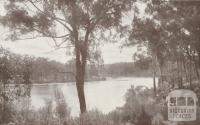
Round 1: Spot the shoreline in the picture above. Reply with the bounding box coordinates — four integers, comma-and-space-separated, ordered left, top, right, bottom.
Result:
31, 76, 158, 85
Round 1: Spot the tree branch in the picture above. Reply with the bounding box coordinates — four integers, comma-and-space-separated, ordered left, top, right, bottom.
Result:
53, 37, 71, 48
90, 4, 117, 29
27, 0, 73, 32
15, 27, 70, 39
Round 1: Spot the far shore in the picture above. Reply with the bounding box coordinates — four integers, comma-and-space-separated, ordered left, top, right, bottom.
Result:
31, 76, 158, 85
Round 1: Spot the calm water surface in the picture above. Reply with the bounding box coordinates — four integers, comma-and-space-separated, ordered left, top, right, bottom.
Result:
31, 77, 157, 116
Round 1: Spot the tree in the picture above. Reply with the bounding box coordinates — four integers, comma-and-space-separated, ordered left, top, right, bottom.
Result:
0, 47, 12, 85
0, 47, 12, 123
128, 13, 167, 91
126, 0, 200, 91
0, 0, 134, 114
145, 1, 200, 88
0, 47, 33, 123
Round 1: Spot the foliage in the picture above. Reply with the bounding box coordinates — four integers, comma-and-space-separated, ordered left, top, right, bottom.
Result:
123, 1, 200, 92
0, 0, 137, 113
105, 62, 153, 77
0, 47, 33, 124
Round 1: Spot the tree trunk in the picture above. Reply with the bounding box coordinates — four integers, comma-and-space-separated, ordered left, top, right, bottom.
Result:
192, 56, 200, 80
182, 57, 189, 85
189, 56, 192, 88
76, 77, 86, 114
153, 69, 157, 97
75, 50, 87, 114
70, 0, 91, 114
198, 49, 200, 67
180, 55, 183, 88
2, 84, 5, 124
152, 55, 157, 97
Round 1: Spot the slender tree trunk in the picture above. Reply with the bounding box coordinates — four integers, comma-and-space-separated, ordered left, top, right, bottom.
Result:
176, 55, 182, 88
157, 61, 163, 89
192, 56, 200, 80
182, 57, 189, 85
76, 79, 86, 114
2, 84, 5, 124
71, 0, 87, 112
152, 55, 157, 96
177, 58, 180, 88
72, 31, 87, 114
180, 55, 183, 88
75, 51, 87, 114
189, 56, 192, 88
153, 69, 157, 97
70, 0, 91, 114
186, 48, 192, 88
198, 49, 200, 67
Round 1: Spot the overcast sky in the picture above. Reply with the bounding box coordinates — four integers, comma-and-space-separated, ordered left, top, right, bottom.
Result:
0, 38, 136, 64
0, 1, 146, 64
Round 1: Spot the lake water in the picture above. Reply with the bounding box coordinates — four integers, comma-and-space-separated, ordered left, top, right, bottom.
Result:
31, 77, 157, 116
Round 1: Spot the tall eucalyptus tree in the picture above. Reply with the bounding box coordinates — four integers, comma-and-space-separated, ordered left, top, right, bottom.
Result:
0, 0, 134, 113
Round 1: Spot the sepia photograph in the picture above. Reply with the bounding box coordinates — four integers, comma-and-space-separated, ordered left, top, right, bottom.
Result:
0, 0, 200, 125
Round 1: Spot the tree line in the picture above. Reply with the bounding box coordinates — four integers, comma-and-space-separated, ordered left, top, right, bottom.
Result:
0, 46, 153, 84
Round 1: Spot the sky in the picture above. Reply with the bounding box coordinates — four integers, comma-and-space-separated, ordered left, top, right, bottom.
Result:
0, 38, 136, 64
0, 1, 146, 64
